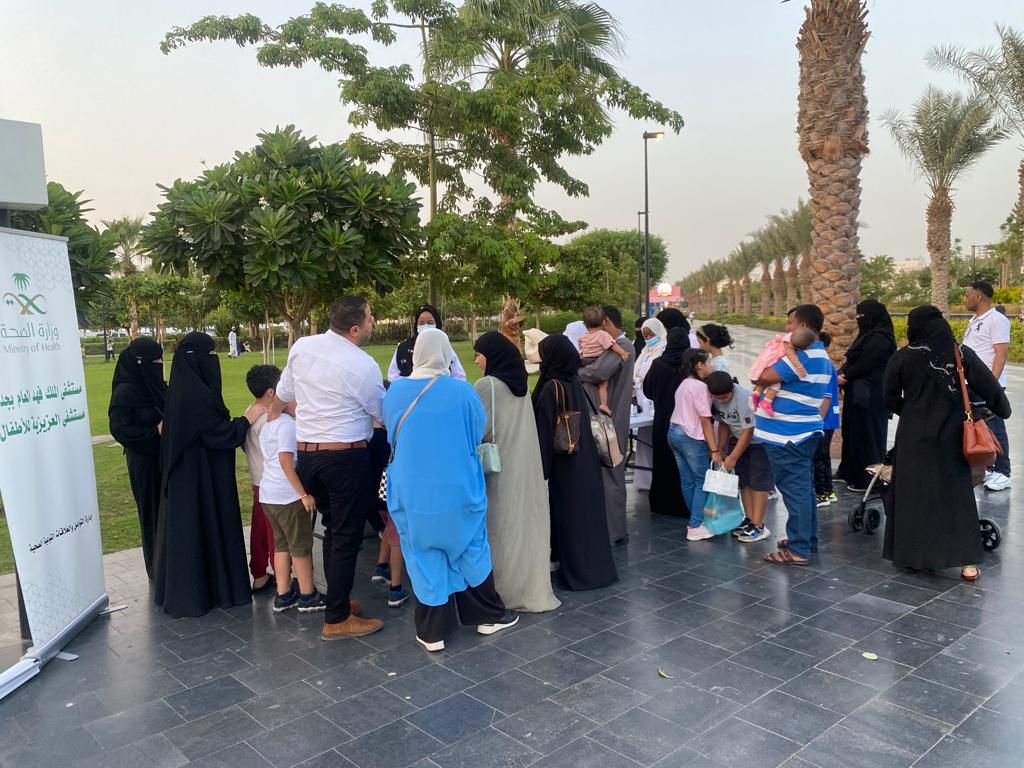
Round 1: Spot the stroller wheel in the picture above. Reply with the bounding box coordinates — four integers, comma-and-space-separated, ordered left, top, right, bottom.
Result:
864, 505, 882, 534
849, 503, 865, 532
979, 518, 1001, 552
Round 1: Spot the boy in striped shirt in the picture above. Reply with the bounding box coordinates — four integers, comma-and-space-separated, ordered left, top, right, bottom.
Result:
753, 305, 832, 566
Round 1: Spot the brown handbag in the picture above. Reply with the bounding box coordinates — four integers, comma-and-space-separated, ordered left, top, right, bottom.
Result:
551, 380, 581, 455
953, 344, 1003, 472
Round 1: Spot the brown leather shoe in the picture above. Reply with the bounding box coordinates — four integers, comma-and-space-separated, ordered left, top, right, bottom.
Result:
321, 614, 383, 641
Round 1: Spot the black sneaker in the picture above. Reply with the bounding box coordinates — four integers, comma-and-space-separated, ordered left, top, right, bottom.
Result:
297, 590, 327, 613
371, 564, 391, 585
731, 518, 754, 538
387, 585, 411, 608
477, 611, 520, 636
273, 590, 299, 613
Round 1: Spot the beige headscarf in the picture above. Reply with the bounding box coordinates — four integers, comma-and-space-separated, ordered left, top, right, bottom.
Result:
410, 328, 454, 379
523, 328, 548, 375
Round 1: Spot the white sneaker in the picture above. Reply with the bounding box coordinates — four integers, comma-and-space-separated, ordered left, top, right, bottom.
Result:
738, 525, 771, 544
984, 470, 994, 484
687, 524, 714, 541
477, 612, 520, 636
985, 472, 1011, 492
416, 635, 445, 652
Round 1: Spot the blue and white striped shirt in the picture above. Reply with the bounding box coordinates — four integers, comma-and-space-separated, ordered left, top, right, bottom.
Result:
754, 341, 831, 446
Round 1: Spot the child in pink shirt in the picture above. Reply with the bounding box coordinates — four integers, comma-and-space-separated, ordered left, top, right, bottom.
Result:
747, 327, 817, 415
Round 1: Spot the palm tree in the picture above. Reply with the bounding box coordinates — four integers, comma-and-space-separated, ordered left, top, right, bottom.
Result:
929, 26, 1024, 258
789, 199, 813, 302
102, 216, 146, 338
794, 0, 870, 353
750, 236, 772, 318
882, 87, 1007, 311
735, 241, 759, 317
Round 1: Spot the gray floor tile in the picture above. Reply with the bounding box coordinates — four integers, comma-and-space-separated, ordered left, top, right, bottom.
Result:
186, 742, 275, 768
292, 637, 376, 671
12, 691, 111, 742
165, 676, 257, 721
736, 690, 842, 745
384, 664, 474, 708
94, 668, 187, 714
652, 601, 730, 631
799, 608, 886, 641
688, 660, 784, 704
551, 675, 652, 725
815, 648, 912, 691
833, 593, 915, 623
641, 682, 742, 734
913, 598, 986, 629
880, 675, 983, 726
465, 669, 556, 716
779, 669, 876, 716
914, 654, 1010, 698
612, 613, 693, 646
306, 658, 393, 702
687, 587, 762, 614
685, 619, 771, 653
853, 629, 944, 667
864, 580, 944, 608
163, 706, 267, 761
494, 699, 597, 755
689, 717, 800, 768
770, 625, 851, 661
883, 614, 969, 647
911, 735, 1018, 768
165, 650, 253, 689
430, 726, 539, 768
519, 649, 607, 690
238, 680, 333, 729
842, 698, 948, 755
232, 653, 320, 695
589, 706, 694, 766
163, 628, 243, 662
318, 686, 416, 737
568, 630, 653, 666
75, 733, 189, 768
84, 697, 185, 750
731, 641, 819, 681
618, 584, 690, 609
439, 645, 522, 683
756, 590, 834, 619
405, 692, 497, 745
0, 726, 103, 768
601, 653, 695, 696
797, 724, 916, 768
647, 635, 732, 675
492, 625, 571, 661
246, 712, 349, 768
342, 719, 445, 768
954, 706, 1024, 758
530, 737, 643, 768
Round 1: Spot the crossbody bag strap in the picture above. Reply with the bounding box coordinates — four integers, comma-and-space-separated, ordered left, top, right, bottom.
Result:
580, 384, 599, 415
489, 377, 497, 443
389, 376, 440, 464
952, 344, 974, 422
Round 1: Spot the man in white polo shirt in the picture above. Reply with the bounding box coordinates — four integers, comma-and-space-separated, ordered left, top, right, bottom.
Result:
963, 281, 1011, 492
270, 296, 385, 639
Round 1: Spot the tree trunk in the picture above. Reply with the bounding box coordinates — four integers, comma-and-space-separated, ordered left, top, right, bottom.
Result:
760, 266, 772, 317
263, 309, 271, 364
310, 315, 318, 336
1017, 158, 1024, 283
535, 310, 541, 328
798, 0, 869, 360
928, 192, 954, 313
471, 310, 478, 340
773, 257, 786, 317
128, 297, 140, 340
799, 249, 813, 303
786, 259, 799, 309
741, 276, 752, 316
733, 281, 742, 315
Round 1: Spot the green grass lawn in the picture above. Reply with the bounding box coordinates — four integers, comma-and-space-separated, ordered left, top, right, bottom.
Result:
0, 341, 485, 575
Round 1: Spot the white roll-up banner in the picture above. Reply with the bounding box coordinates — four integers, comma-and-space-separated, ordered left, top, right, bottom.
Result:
0, 227, 108, 699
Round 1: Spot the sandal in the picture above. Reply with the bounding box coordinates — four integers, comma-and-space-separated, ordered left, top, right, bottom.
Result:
961, 566, 980, 582
764, 550, 810, 567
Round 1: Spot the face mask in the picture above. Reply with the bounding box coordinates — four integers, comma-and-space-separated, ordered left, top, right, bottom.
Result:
418, 323, 436, 332
645, 336, 660, 347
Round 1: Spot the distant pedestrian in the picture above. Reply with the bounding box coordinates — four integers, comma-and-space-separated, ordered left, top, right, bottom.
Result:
228, 327, 240, 358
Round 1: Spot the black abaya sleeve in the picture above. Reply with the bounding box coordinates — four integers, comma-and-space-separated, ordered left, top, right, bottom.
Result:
109, 403, 161, 453
199, 416, 251, 451
962, 346, 1012, 419
534, 383, 557, 481
842, 335, 894, 380
882, 354, 905, 415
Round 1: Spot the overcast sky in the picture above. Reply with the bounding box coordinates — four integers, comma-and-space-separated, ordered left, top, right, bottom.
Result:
2, 1, 1022, 282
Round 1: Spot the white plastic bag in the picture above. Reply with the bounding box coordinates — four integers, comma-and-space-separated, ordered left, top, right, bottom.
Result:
703, 463, 739, 497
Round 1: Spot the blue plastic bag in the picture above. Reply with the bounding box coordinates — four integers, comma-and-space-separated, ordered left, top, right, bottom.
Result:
702, 491, 745, 536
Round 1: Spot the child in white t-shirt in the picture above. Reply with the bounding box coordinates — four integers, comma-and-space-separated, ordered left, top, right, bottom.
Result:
259, 401, 325, 613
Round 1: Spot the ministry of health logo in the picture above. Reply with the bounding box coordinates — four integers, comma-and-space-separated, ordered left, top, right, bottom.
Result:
3, 273, 47, 315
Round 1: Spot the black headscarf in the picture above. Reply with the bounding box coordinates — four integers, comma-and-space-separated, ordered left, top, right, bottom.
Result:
906, 305, 959, 400
659, 327, 691, 369
532, 334, 581, 406
847, 299, 896, 361
474, 331, 528, 397
395, 304, 443, 378
161, 332, 231, 477
657, 308, 690, 334
110, 337, 166, 414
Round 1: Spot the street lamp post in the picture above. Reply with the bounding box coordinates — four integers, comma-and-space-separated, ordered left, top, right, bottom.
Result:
642, 130, 665, 320
636, 210, 646, 317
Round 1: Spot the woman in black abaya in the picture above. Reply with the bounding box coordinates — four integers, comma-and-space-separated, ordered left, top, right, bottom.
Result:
882, 306, 1010, 580
643, 327, 690, 517
532, 334, 618, 591
109, 337, 166, 577
153, 332, 266, 617
836, 300, 896, 489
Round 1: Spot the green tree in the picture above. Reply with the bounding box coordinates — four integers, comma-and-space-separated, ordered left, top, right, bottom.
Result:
992, 212, 1023, 287
142, 126, 421, 345
160, 1, 683, 305
10, 182, 115, 322
883, 87, 1007, 311
102, 216, 146, 337
859, 254, 896, 301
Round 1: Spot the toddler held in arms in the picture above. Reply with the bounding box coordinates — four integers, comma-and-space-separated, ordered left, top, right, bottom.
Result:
747, 326, 817, 416
579, 305, 630, 415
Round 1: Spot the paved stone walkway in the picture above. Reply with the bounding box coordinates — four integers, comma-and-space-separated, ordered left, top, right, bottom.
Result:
0, 324, 1021, 768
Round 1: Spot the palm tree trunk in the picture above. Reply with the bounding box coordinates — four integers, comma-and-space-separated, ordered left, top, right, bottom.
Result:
928, 191, 953, 313
1017, 158, 1024, 281
741, 276, 752, 316
773, 258, 786, 316
786, 259, 799, 309
733, 281, 742, 315
760, 267, 772, 317
799, 248, 813, 303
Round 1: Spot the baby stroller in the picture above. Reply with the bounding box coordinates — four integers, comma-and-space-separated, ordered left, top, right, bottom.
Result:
847, 450, 1002, 552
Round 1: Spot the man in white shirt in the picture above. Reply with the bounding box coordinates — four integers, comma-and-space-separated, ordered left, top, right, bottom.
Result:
270, 296, 385, 639
963, 281, 1012, 491
228, 328, 239, 358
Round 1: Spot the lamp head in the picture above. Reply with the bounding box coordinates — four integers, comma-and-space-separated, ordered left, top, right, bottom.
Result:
643, 131, 666, 140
